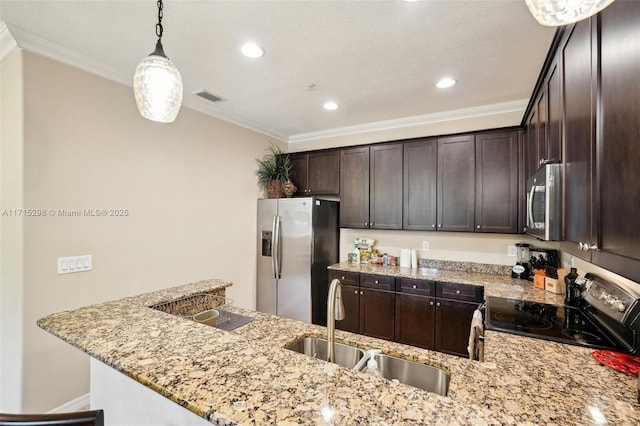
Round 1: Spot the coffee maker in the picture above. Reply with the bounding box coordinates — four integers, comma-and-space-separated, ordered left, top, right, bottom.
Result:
511, 243, 531, 279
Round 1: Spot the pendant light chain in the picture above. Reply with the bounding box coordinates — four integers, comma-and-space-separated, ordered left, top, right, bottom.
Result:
155, 0, 164, 40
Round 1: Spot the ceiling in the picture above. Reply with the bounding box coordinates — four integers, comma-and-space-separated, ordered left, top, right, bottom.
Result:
0, 0, 555, 142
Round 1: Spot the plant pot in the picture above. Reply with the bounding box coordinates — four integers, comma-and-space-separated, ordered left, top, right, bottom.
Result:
267, 180, 284, 198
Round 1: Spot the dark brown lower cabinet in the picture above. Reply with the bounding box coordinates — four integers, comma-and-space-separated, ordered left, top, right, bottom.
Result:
333, 272, 481, 358
360, 289, 395, 341
394, 293, 435, 349
336, 284, 360, 334
435, 298, 478, 357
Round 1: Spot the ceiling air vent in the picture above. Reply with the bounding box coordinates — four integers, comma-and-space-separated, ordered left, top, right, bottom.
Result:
194, 90, 225, 103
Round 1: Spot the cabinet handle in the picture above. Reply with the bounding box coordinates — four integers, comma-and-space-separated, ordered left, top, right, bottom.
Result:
436, 302, 441, 307
412, 285, 417, 289
354, 290, 358, 294
456, 290, 461, 294
429, 301, 434, 306
374, 280, 379, 284
476, 225, 480, 229
370, 222, 374, 227
308, 188, 312, 193
364, 222, 368, 227
579, 242, 598, 252
360, 291, 364, 295
341, 276, 345, 280
432, 224, 436, 228
438, 224, 442, 228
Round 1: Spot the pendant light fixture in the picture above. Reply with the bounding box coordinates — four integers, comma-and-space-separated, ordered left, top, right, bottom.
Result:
525, 0, 615, 26
133, 0, 183, 123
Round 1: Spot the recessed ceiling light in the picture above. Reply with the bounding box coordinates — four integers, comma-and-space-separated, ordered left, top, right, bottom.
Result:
323, 102, 339, 110
436, 78, 456, 89
241, 43, 264, 58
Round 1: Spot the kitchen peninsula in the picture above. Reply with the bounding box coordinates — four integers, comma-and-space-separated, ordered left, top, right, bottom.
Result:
38, 276, 640, 425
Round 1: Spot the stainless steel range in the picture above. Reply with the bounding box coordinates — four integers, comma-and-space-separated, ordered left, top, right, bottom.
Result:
486, 273, 640, 355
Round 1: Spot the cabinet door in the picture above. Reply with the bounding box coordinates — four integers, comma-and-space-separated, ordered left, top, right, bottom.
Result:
360, 288, 395, 341
536, 88, 548, 168
340, 147, 370, 228
437, 135, 475, 232
403, 138, 437, 230
395, 294, 435, 350
370, 144, 403, 230
525, 109, 539, 180
435, 299, 477, 358
308, 150, 340, 195
475, 131, 519, 233
593, 1, 640, 282
561, 19, 596, 261
290, 153, 308, 195
336, 284, 360, 334
546, 56, 562, 164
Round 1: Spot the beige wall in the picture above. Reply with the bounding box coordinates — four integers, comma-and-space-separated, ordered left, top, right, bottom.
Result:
2, 50, 277, 412
1, 49, 25, 412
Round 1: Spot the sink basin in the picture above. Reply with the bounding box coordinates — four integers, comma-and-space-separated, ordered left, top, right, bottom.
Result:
370, 354, 450, 396
285, 337, 364, 369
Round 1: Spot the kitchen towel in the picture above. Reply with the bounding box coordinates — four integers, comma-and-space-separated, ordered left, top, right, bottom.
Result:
400, 249, 411, 268
467, 309, 484, 362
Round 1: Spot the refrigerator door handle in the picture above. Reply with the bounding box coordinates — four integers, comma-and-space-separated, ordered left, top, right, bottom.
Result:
271, 216, 278, 279
274, 215, 282, 279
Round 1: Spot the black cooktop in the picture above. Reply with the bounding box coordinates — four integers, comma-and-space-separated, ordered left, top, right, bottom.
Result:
485, 296, 628, 352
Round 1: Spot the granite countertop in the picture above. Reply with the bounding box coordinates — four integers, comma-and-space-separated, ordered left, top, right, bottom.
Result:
38, 276, 640, 425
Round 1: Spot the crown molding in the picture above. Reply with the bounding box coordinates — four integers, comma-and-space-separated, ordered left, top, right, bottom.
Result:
0, 21, 18, 59
288, 99, 528, 144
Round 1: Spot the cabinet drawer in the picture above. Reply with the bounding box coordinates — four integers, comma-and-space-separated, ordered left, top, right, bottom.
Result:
396, 278, 435, 296
360, 274, 395, 291
436, 282, 484, 303
329, 270, 359, 287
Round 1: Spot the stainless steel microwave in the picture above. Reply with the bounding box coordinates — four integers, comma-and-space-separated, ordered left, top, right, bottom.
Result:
526, 164, 562, 241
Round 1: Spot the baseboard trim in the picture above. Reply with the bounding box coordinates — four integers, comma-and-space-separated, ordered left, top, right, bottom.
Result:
46, 393, 90, 413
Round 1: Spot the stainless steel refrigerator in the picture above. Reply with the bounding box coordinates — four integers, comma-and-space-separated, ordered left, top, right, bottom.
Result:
256, 197, 339, 325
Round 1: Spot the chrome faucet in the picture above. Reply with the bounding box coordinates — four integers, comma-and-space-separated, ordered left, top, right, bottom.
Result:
327, 278, 345, 363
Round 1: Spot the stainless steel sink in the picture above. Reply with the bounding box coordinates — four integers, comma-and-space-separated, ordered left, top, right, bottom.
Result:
285, 337, 364, 369
371, 353, 450, 396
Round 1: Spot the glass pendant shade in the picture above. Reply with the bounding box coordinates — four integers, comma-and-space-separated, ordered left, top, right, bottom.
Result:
133, 46, 183, 123
525, 0, 615, 26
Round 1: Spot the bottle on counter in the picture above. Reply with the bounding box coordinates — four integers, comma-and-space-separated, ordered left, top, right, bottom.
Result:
564, 267, 581, 305
352, 244, 361, 264
382, 253, 389, 267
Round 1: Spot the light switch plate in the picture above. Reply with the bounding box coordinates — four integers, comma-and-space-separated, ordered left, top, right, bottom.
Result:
507, 245, 517, 257
422, 241, 430, 251
58, 255, 92, 274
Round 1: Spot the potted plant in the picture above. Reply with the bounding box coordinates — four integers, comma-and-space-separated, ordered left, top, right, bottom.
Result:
255, 144, 294, 198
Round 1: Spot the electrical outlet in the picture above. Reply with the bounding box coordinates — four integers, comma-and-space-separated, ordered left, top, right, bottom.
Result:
422, 241, 430, 251
58, 255, 92, 274
507, 245, 516, 257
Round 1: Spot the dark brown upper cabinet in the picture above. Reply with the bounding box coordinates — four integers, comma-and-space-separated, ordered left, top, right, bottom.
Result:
340, 144, 403, 229
561, 19, 597, 262
437, 135, 475, 232
545, 56, 562, 165
340, 146, 370, 228
591, 1, 640, 282
475, 131, 519, 233
403, 138, 437, 231
290, 150, 340, 196
369, 144, 403, 230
